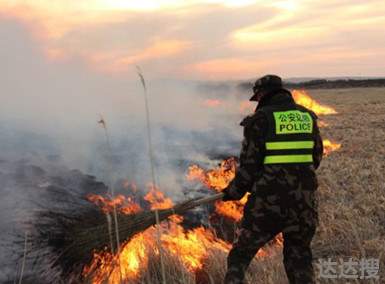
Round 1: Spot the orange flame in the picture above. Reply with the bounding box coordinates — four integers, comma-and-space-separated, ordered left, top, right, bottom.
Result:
323, 139, 341, 156
187, 158, 247, 221
214, 194, 248, 222
291, 91, 341, 155
84, 218, 278, 284
83, 228, 153, 283
87, 194, 141, 215
292, 90, 337, 115
85, 164, 284, 283
84, 220, 280, 283
187, 158, 236, 191
84, 223, 233, 283
144, 184, 173, 210
161, 223, 230, 271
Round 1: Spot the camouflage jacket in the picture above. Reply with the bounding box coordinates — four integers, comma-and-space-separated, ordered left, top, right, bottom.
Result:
226, 90, 323, 200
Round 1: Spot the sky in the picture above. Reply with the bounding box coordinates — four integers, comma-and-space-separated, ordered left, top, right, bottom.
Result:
1, 0, 384, 80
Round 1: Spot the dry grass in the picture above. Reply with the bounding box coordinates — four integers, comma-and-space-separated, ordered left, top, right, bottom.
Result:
123, 88, 385, 284
310, 88, 385, 283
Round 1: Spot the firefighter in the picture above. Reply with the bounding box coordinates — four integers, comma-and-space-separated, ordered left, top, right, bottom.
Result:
222, 75, 323, 284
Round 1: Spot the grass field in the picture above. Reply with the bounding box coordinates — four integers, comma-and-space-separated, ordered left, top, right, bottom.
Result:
308, 88, 385, 283
82, 88, 385, 284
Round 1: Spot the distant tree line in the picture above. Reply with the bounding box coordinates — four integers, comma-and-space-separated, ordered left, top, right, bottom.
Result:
237, 78, 385, 91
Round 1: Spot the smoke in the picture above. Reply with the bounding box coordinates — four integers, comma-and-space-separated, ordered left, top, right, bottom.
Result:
0, 16, 252, 282
0, 17, 250, 189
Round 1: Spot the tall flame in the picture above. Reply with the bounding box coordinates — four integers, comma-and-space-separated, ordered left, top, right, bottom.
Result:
83, 200, 233, 283
292, 90, 337, 115
83, 228, 153, 283
83, 211, 273, 283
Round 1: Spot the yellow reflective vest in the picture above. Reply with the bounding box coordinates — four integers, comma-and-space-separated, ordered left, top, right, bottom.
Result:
259, 104, 317, 165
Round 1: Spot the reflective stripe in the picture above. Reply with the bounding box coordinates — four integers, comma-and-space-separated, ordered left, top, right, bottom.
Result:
264, 154, 313, 164
266, 141, 314, 150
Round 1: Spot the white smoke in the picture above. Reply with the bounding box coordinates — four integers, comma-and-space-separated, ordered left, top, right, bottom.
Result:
0, 17, 255, 282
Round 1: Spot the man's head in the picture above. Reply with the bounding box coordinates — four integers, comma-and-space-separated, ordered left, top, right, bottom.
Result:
250, 74, 283, 102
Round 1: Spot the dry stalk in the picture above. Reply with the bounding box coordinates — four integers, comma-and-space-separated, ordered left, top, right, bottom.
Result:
98, 115, 123, 282
18, 231, 28, 284
136, 66, 166, 284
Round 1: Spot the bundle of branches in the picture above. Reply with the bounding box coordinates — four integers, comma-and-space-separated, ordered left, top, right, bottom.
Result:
31, 184, 223, 282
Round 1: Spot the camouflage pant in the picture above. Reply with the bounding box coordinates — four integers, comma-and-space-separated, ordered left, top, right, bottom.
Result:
224, 167, 318, 284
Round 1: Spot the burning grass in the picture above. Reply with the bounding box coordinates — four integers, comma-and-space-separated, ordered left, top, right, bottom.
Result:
31, 186, 225, 282
22, 88, 385, 283
292, 90, 337, 115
